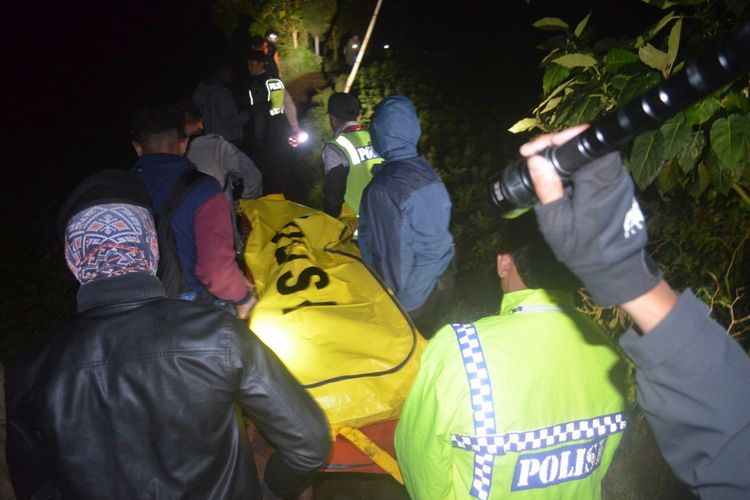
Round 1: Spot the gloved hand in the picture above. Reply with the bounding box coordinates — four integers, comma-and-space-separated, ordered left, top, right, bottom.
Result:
522, 127, 662, 306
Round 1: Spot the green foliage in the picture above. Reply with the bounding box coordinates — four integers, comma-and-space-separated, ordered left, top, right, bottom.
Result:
648, 196, 750, 339
509, 0, 750, 207
212, 0, 303, 40
508, 0, 750, 337
283, 47, 322, 80
300, 0, 337, 37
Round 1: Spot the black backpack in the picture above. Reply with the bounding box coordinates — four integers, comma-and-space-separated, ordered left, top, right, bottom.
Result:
155, 169, 208, 298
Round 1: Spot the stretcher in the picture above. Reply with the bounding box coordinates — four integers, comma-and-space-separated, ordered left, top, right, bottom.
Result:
249, 419, 402, 484
239, 197, 424, 484
326, 420, 401, 482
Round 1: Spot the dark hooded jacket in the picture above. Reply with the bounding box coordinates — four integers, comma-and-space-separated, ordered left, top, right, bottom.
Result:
358, 96, 454, 311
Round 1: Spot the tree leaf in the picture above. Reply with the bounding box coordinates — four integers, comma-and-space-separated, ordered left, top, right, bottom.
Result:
659, 114, 692, 160
619, 71, 661, 105
656, 160, 679, 197
685, 97, 720, 125
710, 114, 750, 179
643, 12, 677, 40
533, 17, 570, 31
569, 95, 604, 126
552, 53, 598, 68
543, 64, 571, 94
610, 73, 632, 93
628, 130, 665, 189
706, 150, 735, 194
689, 162, 710, 198
574, 12, 591, 38
641, 0, 708, 8
641, 1, 677, 10
677, 131, 706, 173
508, 117, 542, 134
537, 35, 567, 51
605, 48, 640, 73
721, 91, 749, 113
666, 19, 682, 76
553, 91, 603, 128
540, 96, 562, 114
639, 44, 670, 75
533, 77, 576, 114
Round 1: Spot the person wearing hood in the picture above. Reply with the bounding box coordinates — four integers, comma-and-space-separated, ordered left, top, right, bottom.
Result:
358, 96, 455, 337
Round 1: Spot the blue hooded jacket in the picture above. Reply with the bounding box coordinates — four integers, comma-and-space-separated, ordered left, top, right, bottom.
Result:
359, 96, 454, 312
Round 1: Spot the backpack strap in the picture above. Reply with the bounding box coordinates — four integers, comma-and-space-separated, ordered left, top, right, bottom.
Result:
155, 169, 207, 298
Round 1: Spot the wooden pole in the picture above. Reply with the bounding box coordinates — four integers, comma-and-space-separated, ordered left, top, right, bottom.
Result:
344, 0, 384, 93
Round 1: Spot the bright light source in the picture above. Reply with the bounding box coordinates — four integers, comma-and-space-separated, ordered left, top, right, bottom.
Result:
383, 44, 390, 49
352, 44, 359, 49
297, 131, 309, 143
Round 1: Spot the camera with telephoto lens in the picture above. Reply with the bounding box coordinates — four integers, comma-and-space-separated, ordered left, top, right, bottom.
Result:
489, 22, 750, 219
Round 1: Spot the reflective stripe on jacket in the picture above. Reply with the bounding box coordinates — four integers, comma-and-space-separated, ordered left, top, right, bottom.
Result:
327, 129, 382, 215
395, 289, 628, 499
248, 76, 285, 117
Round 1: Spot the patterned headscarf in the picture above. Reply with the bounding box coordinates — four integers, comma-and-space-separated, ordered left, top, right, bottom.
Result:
64, 203, 159, 284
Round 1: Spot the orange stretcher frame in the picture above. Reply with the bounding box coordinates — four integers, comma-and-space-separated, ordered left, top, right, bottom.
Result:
324, 420, 399, 476
248, 419, 402, 484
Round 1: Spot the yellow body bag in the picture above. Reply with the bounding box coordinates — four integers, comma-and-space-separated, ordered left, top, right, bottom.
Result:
239, 198, 426, 428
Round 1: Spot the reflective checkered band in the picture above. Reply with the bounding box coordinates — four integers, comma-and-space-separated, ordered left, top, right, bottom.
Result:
450, 412, 627, 455
451, 323, 496, 500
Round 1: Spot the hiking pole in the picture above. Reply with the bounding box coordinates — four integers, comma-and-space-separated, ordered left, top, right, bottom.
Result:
489, 21, 750, 219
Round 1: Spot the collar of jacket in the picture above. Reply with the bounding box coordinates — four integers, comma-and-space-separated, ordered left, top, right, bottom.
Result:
499, 288, 574, 316
336, 121, 362, 135
77, 273, 166, 312
133, 153, 191, 172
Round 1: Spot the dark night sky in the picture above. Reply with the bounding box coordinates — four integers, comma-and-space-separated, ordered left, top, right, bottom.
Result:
0, 0, 662, 244
3, 0, 661, 158
2, 1, 661, 167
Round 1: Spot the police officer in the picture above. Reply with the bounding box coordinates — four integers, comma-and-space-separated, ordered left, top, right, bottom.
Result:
321, 92, 382, 218
265, 30, 283, 78
243, 50, 300, 197
395, 234, 628, 499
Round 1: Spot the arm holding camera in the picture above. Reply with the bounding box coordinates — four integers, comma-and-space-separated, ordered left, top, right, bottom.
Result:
522, 127, 750, 499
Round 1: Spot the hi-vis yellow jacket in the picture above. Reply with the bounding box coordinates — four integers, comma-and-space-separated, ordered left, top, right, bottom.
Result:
395, 289, 628, 499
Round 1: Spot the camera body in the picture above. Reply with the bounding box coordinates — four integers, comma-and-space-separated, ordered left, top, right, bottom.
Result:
490, 22, 750, 218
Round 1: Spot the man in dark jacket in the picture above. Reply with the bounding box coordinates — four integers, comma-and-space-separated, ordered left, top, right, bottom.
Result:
358, 96, 455, 337
5, 169, 330, 500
